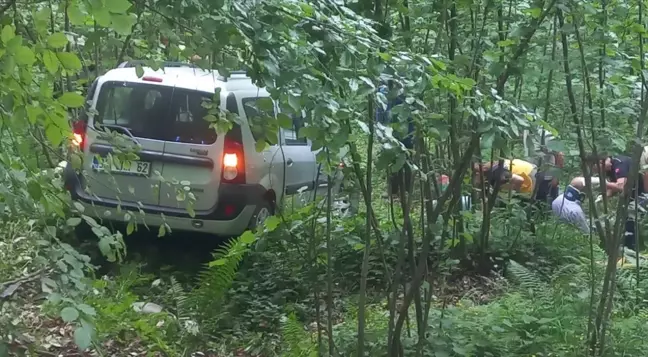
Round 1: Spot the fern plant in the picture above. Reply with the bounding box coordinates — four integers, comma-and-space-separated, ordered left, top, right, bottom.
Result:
186, 231, 252, 332
506, 260, 553, 304
169, 276, 189, 322
281, 313, 317, 357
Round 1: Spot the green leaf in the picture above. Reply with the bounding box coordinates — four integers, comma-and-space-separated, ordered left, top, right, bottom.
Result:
76, 304, 96, 316
277, 113, 292, 129
135, 64, 144, 78
61, 306, 79, 322
126, 221, 135, 235
527, 7, 542, 18
42, 50, 59, 74
67, 217, 82, 227
27, 181, 42, 200
56, 52, 82, 70
73, 325, 92, 350
110, 14, 136, 36
6, 36, 21, 51
45, 123, 63, 146
263, 215, 281, 232
208, 258, 227, 267
14, 46, 35, 66
240, 230, 256, 244
47, 33, 68, 49
92, 238, 116, 262
67, 5, 86, 25
288, 93, 300, 111
157, 224, 166, 237
47, 293, 62, 304
299, 2, 314, 16
1, 25, 14, 44
255, 139, 267, 152
106, 0, 132, 13
59, 92, 85, 108
257, 97, 274, 112
73, 201, 85, 213
91, 6, 111, 26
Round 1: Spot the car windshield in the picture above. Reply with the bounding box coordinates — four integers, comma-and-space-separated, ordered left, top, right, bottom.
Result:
94, 81, 218, 145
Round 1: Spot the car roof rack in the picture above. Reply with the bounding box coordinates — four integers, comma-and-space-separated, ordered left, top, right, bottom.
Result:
116, 60, 197, 69
217, 70, 248, 82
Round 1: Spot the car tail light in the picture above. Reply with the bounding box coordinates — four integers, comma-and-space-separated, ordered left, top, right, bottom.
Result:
71, 120, 87, 150
221, 136, 245, 184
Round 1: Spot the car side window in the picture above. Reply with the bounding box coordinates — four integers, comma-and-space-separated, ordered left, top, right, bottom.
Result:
284, 114, 307, 146
98, 86, 135, 126
242, 97, 276, 144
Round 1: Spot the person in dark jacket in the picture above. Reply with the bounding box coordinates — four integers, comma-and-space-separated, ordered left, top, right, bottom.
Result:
375, 80, 415, 197
586, 153, 646, 250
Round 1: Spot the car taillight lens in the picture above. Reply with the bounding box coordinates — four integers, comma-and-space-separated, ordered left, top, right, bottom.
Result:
222, 137, 245, 183
72, 121, 87, 150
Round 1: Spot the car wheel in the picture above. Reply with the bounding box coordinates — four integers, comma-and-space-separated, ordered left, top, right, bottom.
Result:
74, 221, 95, 242
249, 201, 274, 230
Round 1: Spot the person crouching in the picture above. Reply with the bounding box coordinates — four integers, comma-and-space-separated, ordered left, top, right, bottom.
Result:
552, 177, 603, 234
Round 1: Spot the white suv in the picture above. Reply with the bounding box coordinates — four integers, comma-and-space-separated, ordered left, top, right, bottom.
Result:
64, 61, 323, 236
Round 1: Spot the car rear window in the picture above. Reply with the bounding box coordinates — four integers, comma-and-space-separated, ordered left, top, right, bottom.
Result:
94, 81, 218, 145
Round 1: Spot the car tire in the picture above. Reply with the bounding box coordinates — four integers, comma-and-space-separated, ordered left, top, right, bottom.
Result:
248, 200, 275, 231
74, 221, 95, 242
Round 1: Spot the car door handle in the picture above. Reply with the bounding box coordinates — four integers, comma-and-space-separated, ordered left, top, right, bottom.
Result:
286, 158, 294, 166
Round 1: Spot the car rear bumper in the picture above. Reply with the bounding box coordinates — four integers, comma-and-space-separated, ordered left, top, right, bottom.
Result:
76, 201, 255, 236
63, 163, 264, 236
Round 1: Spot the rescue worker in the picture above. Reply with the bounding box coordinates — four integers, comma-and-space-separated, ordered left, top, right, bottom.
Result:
639, 146, 648, 194
375, 79, 415, 198
586, 153, 645, 250
473, 158, 559, 206
552, 177, 603, 234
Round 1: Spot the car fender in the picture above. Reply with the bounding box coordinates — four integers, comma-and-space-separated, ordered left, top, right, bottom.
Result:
257, 172, 283, 204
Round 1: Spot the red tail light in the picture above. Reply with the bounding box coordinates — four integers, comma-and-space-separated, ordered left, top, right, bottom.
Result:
72, 121, 87, 150
221, 136, 245, 184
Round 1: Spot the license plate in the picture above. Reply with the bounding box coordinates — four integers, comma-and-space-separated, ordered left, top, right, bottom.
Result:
92, 157, 151, 176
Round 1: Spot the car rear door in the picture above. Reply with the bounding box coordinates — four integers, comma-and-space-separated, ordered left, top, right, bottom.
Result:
83, 79, 170, 206
278, 113, 317, 195
238, 92, 283, 195
157, 88, 222, 211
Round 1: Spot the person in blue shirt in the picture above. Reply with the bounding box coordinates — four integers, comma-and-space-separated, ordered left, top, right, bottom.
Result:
375, 80, 415, 197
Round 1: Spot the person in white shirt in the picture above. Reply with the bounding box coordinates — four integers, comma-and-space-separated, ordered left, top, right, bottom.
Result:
552, 176, 603, 233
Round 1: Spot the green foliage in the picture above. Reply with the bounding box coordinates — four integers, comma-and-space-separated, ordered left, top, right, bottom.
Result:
281, 313, 317, 357
81, 272, 181, 355
3, 0, 648, 354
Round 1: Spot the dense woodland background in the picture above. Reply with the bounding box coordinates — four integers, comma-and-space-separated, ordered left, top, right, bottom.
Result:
1, 0, 648, 356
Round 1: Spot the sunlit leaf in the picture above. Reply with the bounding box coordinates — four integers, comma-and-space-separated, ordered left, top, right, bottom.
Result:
56, 52, 82, 70
106, 0, 132, 13
59, 92, 85, 108
240, 230, 256, 244
67, 5, 86, 25
0, 25, 14, 44
47, 33, 69, 49
14, 46, 35, 66
111, 14, 136, 35
42, 50, 59, 74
